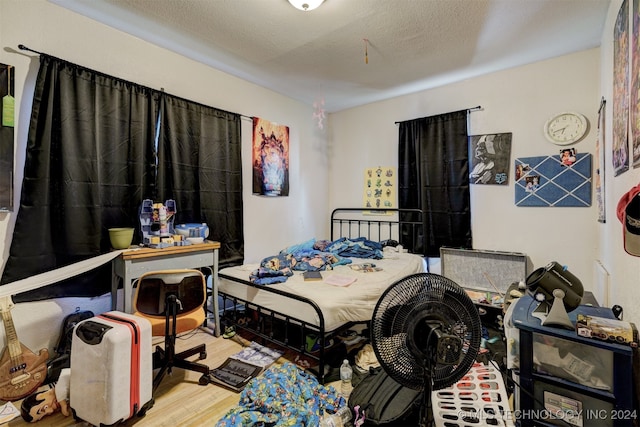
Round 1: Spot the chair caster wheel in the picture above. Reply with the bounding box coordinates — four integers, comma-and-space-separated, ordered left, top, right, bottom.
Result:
199, 374, 210, 385
199, 351, 207, 359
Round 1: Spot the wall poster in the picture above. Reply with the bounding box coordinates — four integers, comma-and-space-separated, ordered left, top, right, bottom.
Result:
469, 133, 512, 185
363, 166, 396, 209
252, 117, 290, 197
632, 0, 640, 167
0, 63, 14, 211
613, 0, 630, 176
596, 98, 606, 223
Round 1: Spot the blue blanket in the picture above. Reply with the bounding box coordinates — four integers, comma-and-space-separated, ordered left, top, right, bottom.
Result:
215, 362, 345, 426
249, 238, 382, 285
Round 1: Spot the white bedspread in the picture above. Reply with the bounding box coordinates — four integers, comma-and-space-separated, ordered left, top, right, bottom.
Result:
218, 249, 427, 332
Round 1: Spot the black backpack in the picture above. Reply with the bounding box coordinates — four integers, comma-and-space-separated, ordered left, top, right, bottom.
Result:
348, 367, 421, 425
46, 309, 94, 382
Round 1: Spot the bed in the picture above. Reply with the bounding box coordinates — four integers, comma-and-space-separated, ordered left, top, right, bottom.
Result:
217, 208, 427, 383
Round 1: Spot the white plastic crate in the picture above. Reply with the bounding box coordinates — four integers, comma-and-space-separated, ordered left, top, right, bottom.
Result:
431, 361, 515, 427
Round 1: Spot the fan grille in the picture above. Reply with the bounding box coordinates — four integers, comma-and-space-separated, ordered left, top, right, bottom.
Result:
371, 273, 482, 391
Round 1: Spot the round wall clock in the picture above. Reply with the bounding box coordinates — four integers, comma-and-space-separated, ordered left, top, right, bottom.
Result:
543, 112, 589, 145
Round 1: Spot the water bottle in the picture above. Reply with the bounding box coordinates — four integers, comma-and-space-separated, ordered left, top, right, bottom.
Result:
320, 407, 352, 427
333, 406, 352, 425
340, 359, 353, 399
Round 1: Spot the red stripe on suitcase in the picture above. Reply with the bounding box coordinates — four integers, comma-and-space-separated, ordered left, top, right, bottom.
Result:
98, 313, 141, 419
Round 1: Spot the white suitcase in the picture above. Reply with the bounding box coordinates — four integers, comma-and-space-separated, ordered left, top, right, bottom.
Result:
70, 311, 154, 426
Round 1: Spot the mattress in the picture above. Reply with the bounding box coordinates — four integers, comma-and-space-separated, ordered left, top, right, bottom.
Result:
218, 248, 427, 332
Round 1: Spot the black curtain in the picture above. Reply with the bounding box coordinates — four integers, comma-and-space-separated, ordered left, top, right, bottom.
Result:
1, 55, 244, 300
398, 110, 471, 257
1, 56, 157, 300
158, 94, 243, 268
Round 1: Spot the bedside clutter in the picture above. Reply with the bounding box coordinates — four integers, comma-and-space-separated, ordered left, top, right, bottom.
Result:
510, 295, 636, 427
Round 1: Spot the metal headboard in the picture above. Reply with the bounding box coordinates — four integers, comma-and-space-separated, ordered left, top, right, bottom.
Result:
330, 208, 424, 255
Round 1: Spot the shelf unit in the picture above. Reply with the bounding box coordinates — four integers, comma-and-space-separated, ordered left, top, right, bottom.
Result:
512, 295, 635, 427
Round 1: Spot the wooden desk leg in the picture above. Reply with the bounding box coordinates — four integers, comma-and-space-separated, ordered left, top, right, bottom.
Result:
123, 268, 133, 313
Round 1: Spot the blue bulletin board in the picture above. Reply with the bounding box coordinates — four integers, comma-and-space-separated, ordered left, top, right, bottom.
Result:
514, 153, 592, 207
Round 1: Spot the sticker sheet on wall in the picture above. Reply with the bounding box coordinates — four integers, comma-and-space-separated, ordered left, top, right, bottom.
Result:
363, 166, 396, 210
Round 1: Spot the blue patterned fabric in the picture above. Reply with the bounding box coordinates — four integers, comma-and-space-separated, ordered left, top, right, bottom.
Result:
215, 362, 345, 426
324, 237, 384, 259
250, 239, 359, 284
249, 253, 295, 285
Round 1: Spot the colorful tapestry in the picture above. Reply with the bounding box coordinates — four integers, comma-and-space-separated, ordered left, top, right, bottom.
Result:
515, 153, 592, 207
252, 117, 290, 196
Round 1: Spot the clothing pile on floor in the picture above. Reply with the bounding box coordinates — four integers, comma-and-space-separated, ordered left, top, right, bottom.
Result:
215, 362, 346, 426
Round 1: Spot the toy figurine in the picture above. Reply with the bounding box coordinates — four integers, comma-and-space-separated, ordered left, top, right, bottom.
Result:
20, 368, 70, 422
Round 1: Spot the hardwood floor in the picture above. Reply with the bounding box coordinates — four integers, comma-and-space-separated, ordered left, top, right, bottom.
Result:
5, 329, 309, 427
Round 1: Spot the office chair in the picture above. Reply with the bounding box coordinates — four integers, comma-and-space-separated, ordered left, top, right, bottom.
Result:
133, 269, 211, 390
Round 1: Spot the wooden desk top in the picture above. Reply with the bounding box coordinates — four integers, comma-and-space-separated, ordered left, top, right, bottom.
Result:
119, 241, 220, 260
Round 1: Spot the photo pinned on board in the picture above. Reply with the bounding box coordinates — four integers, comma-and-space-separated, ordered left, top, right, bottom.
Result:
525, 175, 540, 193
515, 163, 531, 181
560, 148, 577, 167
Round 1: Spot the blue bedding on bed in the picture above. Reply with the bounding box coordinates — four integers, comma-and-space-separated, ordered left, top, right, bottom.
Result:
215, 362, 345, 426
249, 237, 383, 285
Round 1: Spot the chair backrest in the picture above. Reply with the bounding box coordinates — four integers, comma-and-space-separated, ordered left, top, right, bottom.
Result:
134, 269, 206, 318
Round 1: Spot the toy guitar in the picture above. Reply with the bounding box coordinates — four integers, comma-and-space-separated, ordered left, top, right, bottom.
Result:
0, 296, 49, 401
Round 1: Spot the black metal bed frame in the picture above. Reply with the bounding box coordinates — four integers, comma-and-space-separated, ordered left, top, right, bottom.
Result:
217, 207, 423, 383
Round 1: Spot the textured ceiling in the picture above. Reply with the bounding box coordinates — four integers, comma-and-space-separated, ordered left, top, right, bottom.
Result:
52, 0, 610, 112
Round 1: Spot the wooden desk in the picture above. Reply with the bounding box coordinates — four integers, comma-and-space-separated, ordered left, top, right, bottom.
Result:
111, 241, 221, 335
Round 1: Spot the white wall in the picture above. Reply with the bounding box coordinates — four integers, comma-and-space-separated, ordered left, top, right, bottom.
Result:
330, 49, 601, 295
0, 0, 330, 352
598, 0, 640, 327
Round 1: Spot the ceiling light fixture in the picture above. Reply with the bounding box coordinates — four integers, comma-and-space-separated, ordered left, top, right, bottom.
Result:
288, 0, 324, 11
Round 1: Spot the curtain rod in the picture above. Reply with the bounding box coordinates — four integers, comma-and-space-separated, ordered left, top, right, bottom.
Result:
18, 44, 41, 55
18, 44, 254, 121
394, 105, 482, 124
